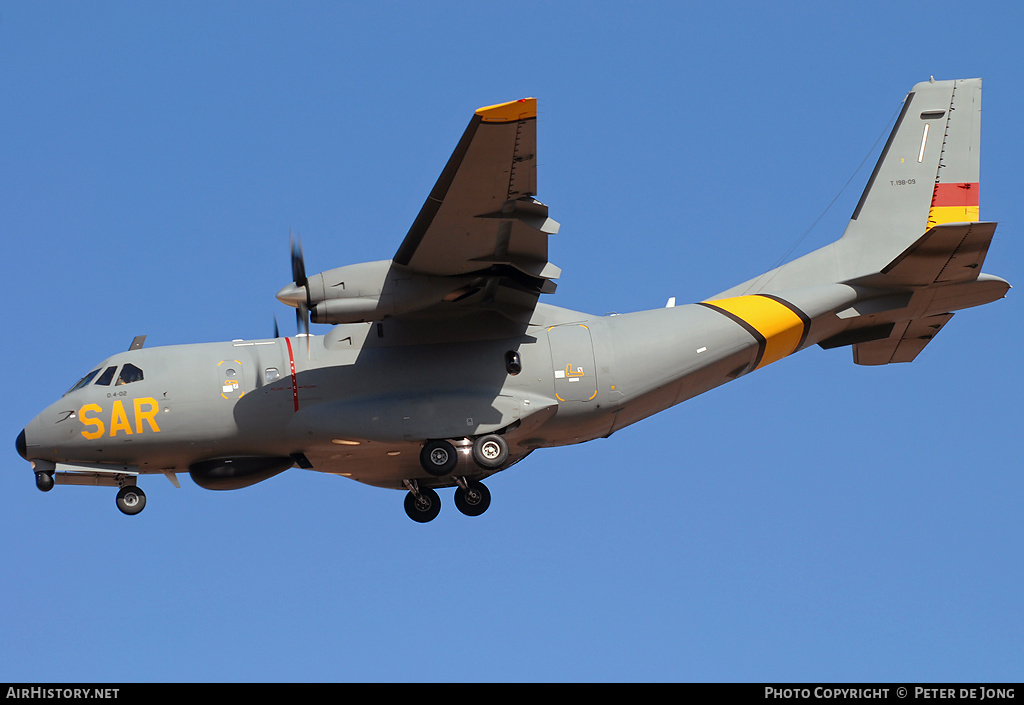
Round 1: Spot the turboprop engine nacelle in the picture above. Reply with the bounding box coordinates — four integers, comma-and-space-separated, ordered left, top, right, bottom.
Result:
278, 259, 472, 324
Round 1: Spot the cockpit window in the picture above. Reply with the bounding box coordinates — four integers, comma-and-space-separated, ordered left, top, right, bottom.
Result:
66, 369, 101, 395
115, 363, 144, 386
95, 366, 118, 386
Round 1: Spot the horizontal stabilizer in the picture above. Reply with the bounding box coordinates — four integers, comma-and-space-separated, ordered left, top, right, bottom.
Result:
856, 221, 998, 288
853, 313, 953, 365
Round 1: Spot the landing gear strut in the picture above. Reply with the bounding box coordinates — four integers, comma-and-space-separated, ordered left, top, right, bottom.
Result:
403, 481, 441, 523
401, 478, 492, 522
454, 478, 491, 517
405, 434, 506, 522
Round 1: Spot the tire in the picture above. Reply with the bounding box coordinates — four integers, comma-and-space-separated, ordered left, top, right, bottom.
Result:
420, 440, 457, 476
454, 480, 491, 517
472, 434, 508, 469
35, 472, 54, 492
404, 487, 441, 523
116, 485, 147, 516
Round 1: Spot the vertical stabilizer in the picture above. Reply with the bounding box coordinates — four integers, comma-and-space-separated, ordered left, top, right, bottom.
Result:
711, 78, 985, 299
839, 78, 981, 276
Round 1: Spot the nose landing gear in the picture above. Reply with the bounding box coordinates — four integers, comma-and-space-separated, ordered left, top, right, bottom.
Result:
29, 463, 149, 516
115, 485, 147, 516
35, 471, 54, 492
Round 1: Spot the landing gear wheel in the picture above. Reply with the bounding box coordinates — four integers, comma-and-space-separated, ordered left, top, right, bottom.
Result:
454, 480, 491, 517
420, 440, 458, 476
472, 434, 508, 469
116, 485, 147, 516
404, 486, 441, 523
35, 471, 54, 492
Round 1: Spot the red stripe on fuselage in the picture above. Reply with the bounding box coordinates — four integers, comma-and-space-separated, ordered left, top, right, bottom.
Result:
285, 337, 299, 412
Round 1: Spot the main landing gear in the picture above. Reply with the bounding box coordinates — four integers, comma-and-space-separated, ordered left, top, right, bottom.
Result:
403, 434, 507, 522
402, 477, 491, 523
403, 483, 441, 523
419, 434, 509, 477
453, 478, 490, 516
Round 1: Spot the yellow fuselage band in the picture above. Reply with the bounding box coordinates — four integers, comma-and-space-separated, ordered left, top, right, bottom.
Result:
703, 295, 808, 369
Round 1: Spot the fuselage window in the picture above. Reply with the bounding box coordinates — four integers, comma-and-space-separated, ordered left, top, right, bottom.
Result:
264, 368, 280, 383
66, 369, 101, 395
115, 363, 144, 386
95, 366, 118, 386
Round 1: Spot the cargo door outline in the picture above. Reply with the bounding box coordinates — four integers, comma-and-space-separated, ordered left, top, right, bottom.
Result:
547, 324, 598, 402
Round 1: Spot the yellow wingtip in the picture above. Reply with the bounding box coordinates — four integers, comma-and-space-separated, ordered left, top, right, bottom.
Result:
475, 97, 536, 123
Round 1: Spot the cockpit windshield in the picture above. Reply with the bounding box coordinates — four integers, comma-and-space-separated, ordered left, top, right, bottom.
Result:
66, 368, 101, 395
116, 363, 144, 385
95, 366, 117, 386
64, 362, 146, 395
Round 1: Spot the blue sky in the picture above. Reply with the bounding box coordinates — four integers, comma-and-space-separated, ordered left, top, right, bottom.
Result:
2, 1, 1022, 682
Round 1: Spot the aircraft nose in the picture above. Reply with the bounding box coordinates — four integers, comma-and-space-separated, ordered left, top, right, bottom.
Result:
16, 428, 27, 460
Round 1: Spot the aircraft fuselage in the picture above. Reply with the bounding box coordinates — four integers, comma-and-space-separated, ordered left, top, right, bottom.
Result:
20, 284, 860, 495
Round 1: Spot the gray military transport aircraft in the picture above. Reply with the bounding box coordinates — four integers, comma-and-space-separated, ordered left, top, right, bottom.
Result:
16, 78, 1008, 522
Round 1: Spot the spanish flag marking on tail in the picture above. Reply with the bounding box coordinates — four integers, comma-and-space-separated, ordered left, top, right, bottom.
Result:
699, 295, 810, 370
927, 182, 979, 227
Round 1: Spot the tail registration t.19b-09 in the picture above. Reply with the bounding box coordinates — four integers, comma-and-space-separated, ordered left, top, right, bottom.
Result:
16, 79, 1008, 522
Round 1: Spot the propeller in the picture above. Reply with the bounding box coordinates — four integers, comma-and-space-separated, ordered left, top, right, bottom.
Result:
276, 230, 311, 338
290, 233, 310, 338
274, 231, 315, 358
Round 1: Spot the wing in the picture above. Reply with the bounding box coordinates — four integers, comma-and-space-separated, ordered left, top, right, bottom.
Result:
391, 98, 560, 321
281, 100, 561, 330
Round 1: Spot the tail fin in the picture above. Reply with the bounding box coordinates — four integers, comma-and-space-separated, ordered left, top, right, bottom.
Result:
712, 78, 986, 298
711, 78, 1006, 366
839, 77, 981, 275
827, 78, 1008, 365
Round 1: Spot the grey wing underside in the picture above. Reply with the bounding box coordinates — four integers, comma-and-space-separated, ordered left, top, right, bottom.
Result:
391, 98, 560, 324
